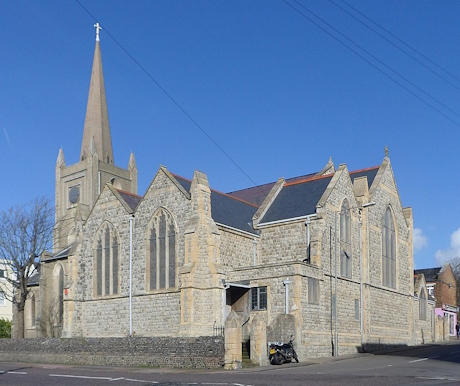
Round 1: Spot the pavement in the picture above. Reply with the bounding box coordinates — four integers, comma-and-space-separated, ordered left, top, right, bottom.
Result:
1, 340, 458, 375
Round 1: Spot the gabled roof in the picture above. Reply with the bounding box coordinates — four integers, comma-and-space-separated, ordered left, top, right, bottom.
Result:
174, 176, 258, 235
227, 172, 323, 207
260, 174, 333, 223
27, 270, 40, 287
43, 245, 73, 262
116, 189, 142, 211
148, 163, 380, 233
414, 267, 441, 283
257, 166, 379, 224
349, 166, 379, 187
226, 182, 276, 207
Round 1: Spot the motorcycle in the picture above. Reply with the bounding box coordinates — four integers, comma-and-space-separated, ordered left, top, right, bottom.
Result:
268, 338, 299, 365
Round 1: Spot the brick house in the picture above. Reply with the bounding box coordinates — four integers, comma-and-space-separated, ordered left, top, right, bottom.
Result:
415, 264, 458, 337
23, 28, 434, 365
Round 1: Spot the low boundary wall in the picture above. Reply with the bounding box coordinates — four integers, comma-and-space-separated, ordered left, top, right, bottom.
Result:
0, 336, 225, 369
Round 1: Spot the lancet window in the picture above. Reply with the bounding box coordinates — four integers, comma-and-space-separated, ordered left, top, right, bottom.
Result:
148, 208, 176, 291
340, 199, 352, 278
382, 207, 396, 288
51, 263, 65, 325
94, 223, 119, 297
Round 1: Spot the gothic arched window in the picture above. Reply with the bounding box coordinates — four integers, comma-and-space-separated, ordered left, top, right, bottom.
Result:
148, 208, 176, 291
28, 292, 36, 328
382, 207, 396, 288
53, 264, 64, 324
419, 288, 427, 320
94, 223, 120, 297
340, 199, 352, 278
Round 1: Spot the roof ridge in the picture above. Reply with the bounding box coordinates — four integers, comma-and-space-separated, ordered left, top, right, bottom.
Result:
227, 181, 276, 194
284, 173, 333, 187
212, 188, 259, 208
171, 172, 258, 208
115, 188, 142, 199
349, 165, 380, 174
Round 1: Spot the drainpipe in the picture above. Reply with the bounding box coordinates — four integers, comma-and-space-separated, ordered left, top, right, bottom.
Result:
334, 211, 338, 357
283, 279, 291, 314
304, 214, 316, 263
306, 217, 311, 262
129, 215, 134, 336
359, 212, 363, 345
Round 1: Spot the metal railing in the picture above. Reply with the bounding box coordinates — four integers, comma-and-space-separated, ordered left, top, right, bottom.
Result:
213, 322, 224, 337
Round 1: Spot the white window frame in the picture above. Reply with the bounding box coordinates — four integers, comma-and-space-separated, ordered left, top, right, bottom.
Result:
251, 287, 267, 310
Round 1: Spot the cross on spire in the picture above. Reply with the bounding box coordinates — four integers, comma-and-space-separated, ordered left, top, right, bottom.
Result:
94, 22, 102, 42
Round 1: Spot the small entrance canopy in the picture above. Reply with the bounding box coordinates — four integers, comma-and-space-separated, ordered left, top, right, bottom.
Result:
224, 281, 251, 290
224, 281, 251, 311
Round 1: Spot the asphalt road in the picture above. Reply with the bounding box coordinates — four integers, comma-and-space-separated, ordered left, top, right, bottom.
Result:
1, 341, 460, 386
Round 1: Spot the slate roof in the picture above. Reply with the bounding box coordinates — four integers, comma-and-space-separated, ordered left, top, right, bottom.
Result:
226, 182, 276, 207
42, 245, 73, 262
231, 166, 380, 225
349, 166, 379, 186
260, 174, 333, 223
117, 189, 142, 211
171, 165, 380, 232
414, 267, 441, 283
27, 268, 40, 287
174, 176, 258, 235
227, 172, 318, 206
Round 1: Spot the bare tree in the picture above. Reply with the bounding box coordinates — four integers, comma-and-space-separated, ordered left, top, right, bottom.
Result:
448, 257, 460, 319
0, 197, 53, 338
450, 257, 460, 277
38, 296, 62, 338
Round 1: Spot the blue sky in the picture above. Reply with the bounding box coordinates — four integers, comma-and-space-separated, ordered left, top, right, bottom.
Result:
1, 1, 460, 269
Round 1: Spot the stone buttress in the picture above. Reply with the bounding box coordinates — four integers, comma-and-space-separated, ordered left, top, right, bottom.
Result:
180, 171, 225, 336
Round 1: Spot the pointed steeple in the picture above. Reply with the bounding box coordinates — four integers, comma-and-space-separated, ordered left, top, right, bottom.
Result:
56, 148, 65, 167
128, 151, 137, 170
80, 23, 114, 164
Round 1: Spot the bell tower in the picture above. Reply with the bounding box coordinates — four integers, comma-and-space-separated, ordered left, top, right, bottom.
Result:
54, 24, 137, 251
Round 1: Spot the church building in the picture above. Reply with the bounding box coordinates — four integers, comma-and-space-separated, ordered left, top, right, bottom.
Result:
24, 27, 433, 363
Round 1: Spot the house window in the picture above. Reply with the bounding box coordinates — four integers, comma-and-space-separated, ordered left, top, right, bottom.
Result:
251, 287, 267, 310
0, 291, 4, 306
427, 285, 434, 297
148, 208, 176, 291
94, 223, 120, 297
0, 269, 4, 279
382, 207, 396, 288
340, 199, 352, 278
419, 288, 427, 321
308, 277, 319, 304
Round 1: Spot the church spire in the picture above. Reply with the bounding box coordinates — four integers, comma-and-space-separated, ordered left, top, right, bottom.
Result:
80, 23, 114, 164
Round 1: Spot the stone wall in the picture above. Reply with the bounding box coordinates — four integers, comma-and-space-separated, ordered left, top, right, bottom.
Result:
413, 299, 435, 344
0, 336, 224, 369
71, 170, 191, 337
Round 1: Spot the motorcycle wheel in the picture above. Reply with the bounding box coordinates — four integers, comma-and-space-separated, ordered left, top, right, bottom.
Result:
294, 352, 299, 363
271, 352, 283, 365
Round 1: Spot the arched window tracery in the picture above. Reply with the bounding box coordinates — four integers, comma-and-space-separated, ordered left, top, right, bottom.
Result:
94, 222, 119, 297
340, 199, 352, 278
148, 208, 176, 291
382, 207, 396, 288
